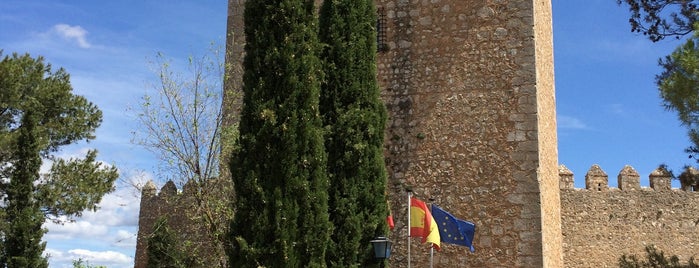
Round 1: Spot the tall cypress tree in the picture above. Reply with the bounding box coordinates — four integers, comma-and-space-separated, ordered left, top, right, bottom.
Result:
229, 0, 330, 267
319, 1, 390, 267
4, 111, 48, 268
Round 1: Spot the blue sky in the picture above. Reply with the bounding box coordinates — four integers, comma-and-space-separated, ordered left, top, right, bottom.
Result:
1, 1, 227, 267
0, 0, 694, 267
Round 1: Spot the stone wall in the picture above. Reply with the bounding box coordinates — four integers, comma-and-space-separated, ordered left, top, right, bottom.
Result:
560, 165, 699, 268
134, 164, 699, 268
220, 0, 560, 267
374, 0, 560, 266
134, 180, 229, 268
133, 1, 699, 267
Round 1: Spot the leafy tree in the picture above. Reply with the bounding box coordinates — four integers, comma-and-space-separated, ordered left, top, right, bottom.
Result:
619, 245, 698, 268
135, 46, 228, 185
0, 52, 118, 264
147, 217, 193, 268
616, 0, 699, 42
134, 46, 234, 267
318, 0, 389, 267
656, 25, 699, 165
228, 0, 331, 267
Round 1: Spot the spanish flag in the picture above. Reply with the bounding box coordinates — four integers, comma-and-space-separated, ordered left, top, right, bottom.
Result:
409, 197, 440, 249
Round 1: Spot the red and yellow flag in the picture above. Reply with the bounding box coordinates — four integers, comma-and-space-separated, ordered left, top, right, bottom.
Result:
387, 214, 395, 231
409, 197, 440, 249
387, 199, 395, 231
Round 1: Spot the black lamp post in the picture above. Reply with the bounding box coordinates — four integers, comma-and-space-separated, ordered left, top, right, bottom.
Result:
370, 236, 392, 268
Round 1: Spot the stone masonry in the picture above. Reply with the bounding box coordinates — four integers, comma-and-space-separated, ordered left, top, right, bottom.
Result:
134, 0, 699, 267
223, 0, 561, 267
135, 165, 699, 267
560, 165, 699, 268
369, 0, 561, 267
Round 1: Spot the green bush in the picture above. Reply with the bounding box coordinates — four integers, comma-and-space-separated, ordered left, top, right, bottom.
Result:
619, 245, 698, 268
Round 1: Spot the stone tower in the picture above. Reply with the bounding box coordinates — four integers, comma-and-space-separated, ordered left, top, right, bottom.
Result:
225, 0, 561, 267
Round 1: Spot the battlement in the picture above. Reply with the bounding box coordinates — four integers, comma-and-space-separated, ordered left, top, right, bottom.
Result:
140, 179, 204, 199
559, 164, 699, 267
134, 179, 230, 268
558, 164, 699, 192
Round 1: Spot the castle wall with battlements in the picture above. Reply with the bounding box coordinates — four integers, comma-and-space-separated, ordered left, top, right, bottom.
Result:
134, 180, 229, 268
135, 0, 698, 267
134, 164, 699, 267
559, 164, 699, 268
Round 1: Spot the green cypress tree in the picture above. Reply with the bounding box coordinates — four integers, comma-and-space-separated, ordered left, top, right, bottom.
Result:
4, 111, 48, 268
318, 1, 390, 267
229, 0, 330, 267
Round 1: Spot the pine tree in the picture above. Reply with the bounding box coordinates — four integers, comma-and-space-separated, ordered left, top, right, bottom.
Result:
0, 52, 118, 267
229, 0, 330, 267
4, 111, 48, 268
319, 1, 390, 267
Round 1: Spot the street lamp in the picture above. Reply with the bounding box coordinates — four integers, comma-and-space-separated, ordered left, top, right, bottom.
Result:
370, 236, 392, 267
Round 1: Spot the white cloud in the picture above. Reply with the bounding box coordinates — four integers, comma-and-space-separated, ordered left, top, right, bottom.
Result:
52, 24, 91, 48
558, 115, 587, 129
68, 249, 132, 264
43, 170, 143, 240
44, 220, 108, 240
46, 247, 133, 268
79, 190, 140, 227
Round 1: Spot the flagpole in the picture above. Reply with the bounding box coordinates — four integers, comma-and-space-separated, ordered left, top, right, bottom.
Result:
428, 198, 435, 268
407, 189, 412, 268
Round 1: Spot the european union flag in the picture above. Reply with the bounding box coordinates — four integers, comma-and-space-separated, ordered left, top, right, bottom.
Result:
431, 204, 476, 252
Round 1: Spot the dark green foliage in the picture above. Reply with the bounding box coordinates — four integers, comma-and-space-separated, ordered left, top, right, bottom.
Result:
619, 245, 698, 268
229, 0, 330, 267
38, 149, 118, 221
4, 112, 48, 268
0, 52, 118, 265
319, 1, 389, 267
0, 52, 118, 222
656, 29, 699, 164
616, 0, 698, 42
147, 217, 193, 268
0, 52, 103, 162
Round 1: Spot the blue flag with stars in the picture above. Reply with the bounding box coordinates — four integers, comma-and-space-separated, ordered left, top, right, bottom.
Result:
431, 204, 476, 252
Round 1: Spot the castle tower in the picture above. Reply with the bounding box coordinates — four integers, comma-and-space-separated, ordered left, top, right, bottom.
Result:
225, 0, 561, 267
134, 181, 156, 268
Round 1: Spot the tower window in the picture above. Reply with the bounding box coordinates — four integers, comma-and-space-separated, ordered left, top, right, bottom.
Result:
377, 6, 388, 52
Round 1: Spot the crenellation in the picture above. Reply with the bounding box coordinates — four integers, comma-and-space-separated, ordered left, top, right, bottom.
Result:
618, 165, 640, 190
560, 166, 699, 267
134, 179, 229, 268
141, 180, 157, 197
134, 0, 699, 267
585, 164, 608, 191
558, 165, 574, 190
159, 180, 178, 198
649, 166, 672, 191
679, 167, 699, 191
560, 164, 699, 192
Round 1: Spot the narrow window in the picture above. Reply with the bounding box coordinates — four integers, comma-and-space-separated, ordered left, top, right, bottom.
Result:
377, 6, 388, 52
